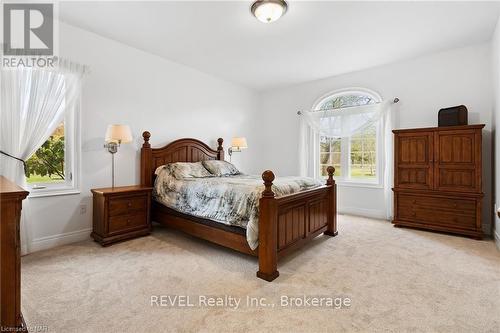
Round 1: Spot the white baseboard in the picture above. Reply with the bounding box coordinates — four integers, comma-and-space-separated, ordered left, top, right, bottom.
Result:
495, 230, 500, 251
338, 206, 387, 220
28, 228, 92, 254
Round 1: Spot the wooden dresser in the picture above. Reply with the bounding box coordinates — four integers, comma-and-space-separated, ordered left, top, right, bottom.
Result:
0, 176, 29, 331
392, 125, 484, 239
91, 185, 152, 246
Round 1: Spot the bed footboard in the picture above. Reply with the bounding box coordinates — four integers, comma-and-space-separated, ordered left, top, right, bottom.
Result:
257, 167, 337, 281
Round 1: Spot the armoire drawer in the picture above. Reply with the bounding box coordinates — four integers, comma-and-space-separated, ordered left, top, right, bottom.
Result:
398, 207, 476, 229
398, 194, 476, 215
397, 193, 477, 230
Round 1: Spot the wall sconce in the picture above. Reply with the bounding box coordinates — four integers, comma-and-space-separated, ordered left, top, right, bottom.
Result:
228, 137, 248, 162
104, 124, 133, 188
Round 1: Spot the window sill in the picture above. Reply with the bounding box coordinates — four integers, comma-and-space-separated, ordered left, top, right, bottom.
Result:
335, 181, 383, 189
28, 188, 81, 198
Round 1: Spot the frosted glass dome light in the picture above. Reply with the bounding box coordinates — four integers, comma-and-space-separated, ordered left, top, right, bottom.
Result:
251, 0, 288, 23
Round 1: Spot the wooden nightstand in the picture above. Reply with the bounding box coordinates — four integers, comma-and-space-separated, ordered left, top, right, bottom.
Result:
91, 185, 153, 246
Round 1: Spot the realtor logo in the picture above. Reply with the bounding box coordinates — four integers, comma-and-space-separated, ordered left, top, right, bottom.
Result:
3, 3, 54, 56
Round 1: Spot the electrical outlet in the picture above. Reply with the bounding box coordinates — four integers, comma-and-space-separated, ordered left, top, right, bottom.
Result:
80, 205, 87, 215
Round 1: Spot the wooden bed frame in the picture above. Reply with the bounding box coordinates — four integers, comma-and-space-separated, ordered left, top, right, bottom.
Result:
140, 131, 337, 281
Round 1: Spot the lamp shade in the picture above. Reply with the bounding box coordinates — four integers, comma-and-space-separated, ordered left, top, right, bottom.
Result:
231, 137, 248, 149
105, 124, 133, 144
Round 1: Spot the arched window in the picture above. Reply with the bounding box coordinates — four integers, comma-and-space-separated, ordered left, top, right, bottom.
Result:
314, 89, 380, 111
313, 88, 382, 184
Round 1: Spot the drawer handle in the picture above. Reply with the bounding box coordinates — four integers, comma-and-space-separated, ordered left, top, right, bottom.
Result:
412, 200, 416, 204
411, 212, 416, 217
127, 219, 131, 225
453, 203, 458, 208
127, 202, 132, 207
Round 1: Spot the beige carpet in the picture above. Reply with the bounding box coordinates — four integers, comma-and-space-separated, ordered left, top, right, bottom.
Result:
22, 215, 500, 333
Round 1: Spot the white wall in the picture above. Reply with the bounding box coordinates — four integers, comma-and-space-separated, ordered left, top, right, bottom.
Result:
25, 23, 260, 253
257, 43, 494, 231
492, 17, 500, 249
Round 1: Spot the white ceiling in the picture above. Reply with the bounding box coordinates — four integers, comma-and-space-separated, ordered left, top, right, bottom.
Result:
60, 1, 500, 91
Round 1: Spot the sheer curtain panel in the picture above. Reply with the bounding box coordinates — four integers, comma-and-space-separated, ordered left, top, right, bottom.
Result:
0, 60, 87, 254
298, 100, 395, 219
299, 101, 390, 177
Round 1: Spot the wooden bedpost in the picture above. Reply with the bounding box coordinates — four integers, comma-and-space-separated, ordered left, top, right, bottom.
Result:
217, 138, 224, 160
324, 166, 338, 236
141, 131, 153, 187
257, 170, 279, 282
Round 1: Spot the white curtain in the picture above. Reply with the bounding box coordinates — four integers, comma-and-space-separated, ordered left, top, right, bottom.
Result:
299, 101, 390, 177
298, 119, 319, 178
301, 102, 388, 139
382, 102, 396, 220
0, 60, 87, 254
298, 100, 395, 219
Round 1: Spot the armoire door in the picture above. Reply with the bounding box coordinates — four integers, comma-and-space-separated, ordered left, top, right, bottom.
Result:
434, 129, 481, 193
394, 131, 434, 190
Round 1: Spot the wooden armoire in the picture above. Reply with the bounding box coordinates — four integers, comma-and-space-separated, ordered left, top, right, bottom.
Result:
392, 124, 484, 239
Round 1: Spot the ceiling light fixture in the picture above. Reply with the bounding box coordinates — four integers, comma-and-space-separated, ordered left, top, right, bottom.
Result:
251, 0, 288, 23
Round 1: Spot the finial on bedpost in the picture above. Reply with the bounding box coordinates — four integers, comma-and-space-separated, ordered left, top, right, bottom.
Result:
262, 170, 275, 198
217, 138, 225, 160
326, 166, 335, 186
142, 131, 151, 148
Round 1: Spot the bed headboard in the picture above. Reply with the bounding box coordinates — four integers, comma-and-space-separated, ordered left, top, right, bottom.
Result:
140, 131, 224, 187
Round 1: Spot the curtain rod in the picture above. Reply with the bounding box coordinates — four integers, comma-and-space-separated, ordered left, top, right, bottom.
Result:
297, 97, 400, 115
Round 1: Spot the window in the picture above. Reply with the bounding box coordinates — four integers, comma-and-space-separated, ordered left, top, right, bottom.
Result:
349, 123, 377, 181
320, 136, 342, 177
26, 98, 80, 197
314, 89, 382, 186
27, 123, 66, 186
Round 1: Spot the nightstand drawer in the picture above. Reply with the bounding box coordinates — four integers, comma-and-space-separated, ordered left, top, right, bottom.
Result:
108, 212, 148, 234
108, 195, 148, 217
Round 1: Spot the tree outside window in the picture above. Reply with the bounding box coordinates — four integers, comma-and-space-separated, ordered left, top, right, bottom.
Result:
26, 123, 65, 184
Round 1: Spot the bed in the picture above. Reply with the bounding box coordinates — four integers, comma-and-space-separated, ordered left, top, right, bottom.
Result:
140, 131, 337, 281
